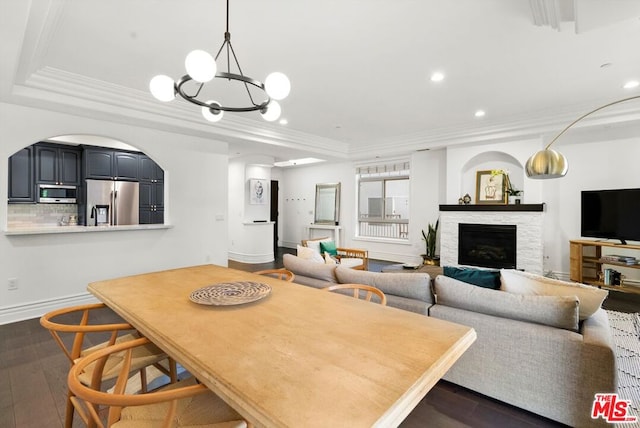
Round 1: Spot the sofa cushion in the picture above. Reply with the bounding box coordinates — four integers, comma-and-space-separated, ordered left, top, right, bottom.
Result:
335, 268, 433, 303
338, 258, 363, 268
284, 254, 337, 283
434, 275, 579, 331
443, 266, 501, 289
500, 269, 608, 320
296, 245, 324, 264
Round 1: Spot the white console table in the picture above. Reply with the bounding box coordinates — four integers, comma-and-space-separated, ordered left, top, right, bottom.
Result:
307, 224, 342, 246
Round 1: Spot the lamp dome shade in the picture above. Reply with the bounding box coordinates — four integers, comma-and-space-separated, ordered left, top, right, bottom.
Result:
525, 148, 568, 179
149, 75, 176, 102
185, 50, 217, 83
261, 100, 281, 121
264, 72, 290, 100
202, 100, 224, 122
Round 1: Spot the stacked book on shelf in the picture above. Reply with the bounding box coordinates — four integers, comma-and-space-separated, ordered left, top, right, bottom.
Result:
600, 254, 638, 265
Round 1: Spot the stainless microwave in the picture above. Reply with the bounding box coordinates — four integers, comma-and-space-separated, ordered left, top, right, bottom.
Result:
37, 184, 78, 204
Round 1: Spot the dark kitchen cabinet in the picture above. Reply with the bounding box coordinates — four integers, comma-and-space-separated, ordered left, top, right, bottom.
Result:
114, 152, 139, 180
139, 155, 164, 224
8, 146, 35, 203
35, 143, 81, 185
139, 156, 164, 182
84, 148, 139, 181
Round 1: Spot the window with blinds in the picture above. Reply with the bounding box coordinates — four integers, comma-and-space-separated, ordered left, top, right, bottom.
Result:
356, 161, 410, 240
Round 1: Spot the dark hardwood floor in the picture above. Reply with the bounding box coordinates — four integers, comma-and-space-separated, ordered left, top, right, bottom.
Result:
2, 248, 633, 427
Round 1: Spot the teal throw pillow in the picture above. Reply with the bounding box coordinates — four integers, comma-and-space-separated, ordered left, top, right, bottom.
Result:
319, 240, 338, 256
443, 266, 501, 289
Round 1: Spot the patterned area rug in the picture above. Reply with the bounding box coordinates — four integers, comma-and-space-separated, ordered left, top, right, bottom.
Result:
607, 310, 640, 428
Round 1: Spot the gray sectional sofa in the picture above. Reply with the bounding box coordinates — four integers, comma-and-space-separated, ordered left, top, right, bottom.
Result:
283, 254, 433, 314
282, 253, 617, 427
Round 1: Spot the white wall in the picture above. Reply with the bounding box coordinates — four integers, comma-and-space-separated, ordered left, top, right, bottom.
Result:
543, 135, 640, 280
280, 162, 352, 248
279, 136, 640, 282
280, 150, 445, 264
228, 156, 275, 263
0, 103, 230, 323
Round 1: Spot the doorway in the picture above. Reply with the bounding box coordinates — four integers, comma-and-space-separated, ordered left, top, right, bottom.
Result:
270, 180, 279, 254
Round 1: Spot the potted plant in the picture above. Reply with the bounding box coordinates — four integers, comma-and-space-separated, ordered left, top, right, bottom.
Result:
421, 218, 440, 265
491, 169, 522, 204
504, 175, 522, 204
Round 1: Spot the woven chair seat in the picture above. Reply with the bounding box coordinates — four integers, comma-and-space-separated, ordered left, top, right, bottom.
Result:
113, 378, 246, 428
68, 337, 249, 428
76, 333, 167, 385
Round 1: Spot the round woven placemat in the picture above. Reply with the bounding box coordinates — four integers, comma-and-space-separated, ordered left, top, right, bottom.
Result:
189, 281, 271, 306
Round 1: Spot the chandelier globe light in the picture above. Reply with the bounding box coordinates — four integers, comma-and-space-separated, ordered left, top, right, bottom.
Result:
185, 50, 217, 83
149, 0, 289, 123
202, 100, 224, 122
261, 101, 281, 122
264, 72, 291, 100
525, 94, 640, 179
149, 75, 176, 102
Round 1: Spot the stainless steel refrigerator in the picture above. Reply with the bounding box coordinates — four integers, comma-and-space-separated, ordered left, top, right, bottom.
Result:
85, 179, 139, 226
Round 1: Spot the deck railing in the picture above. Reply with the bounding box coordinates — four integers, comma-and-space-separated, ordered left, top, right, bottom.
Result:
358, 217, 409, 239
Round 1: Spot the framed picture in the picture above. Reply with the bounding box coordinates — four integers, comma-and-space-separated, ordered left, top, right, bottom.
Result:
249, 179, 267, 205
475, 170, 506, 204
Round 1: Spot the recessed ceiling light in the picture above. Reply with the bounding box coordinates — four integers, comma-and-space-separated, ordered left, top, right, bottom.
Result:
430, 72, 445, 82
475, 110, 486, 117
273, 158, 325, 168
279, 119, 288, 125
623, 80, 639, 89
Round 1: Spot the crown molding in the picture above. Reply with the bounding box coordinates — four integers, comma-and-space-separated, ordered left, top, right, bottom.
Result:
9, 66, 349, 159
348, 100, 640, 160
10, 65, 640, 164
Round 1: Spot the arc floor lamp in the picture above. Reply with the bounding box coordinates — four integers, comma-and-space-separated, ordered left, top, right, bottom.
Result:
525, 94, 640, 179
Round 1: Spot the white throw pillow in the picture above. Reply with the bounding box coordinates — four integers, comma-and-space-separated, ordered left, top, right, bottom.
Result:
297, 245, 324, 264
324, 252, 337, 265
305, 237, 333, 255
500, 269, 608, 320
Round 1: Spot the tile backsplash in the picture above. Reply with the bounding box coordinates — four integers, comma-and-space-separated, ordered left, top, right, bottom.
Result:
8, 204, 79, 228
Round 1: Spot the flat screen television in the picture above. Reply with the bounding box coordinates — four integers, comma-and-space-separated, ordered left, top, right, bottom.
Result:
581, 188, 640, 244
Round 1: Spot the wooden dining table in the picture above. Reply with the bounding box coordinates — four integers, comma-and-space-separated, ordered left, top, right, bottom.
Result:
88, 264, 476, 428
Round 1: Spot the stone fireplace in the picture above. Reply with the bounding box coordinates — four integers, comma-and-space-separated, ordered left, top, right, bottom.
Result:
439, 204, 545, 274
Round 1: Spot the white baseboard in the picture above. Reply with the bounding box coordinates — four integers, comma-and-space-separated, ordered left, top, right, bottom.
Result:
0, 293, 99, 325
228, 251, 275, 264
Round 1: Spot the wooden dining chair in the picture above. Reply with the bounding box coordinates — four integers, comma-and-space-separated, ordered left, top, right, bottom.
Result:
68, 337, 249, 428
254, 268, 295, 282
323, 283, 387, 305
40, 303, 177, 428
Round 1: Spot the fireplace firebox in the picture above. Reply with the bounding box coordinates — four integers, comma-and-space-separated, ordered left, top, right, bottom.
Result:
458, 223, 516, 269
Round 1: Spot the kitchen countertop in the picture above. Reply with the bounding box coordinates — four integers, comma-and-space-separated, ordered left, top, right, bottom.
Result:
4, 224, 172, 236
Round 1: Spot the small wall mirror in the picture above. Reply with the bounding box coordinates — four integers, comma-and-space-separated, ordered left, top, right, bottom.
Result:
314, 183, 340, 225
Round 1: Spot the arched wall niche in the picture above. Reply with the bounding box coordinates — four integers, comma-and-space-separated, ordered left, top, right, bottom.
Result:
459, 151, 523, 202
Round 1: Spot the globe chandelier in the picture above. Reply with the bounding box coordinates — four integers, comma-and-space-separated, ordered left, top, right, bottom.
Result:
525, 94, 640, 179
149, 0, 290, 123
